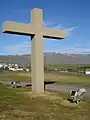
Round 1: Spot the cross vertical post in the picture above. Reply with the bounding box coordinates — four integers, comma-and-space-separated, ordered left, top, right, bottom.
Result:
31, 9, 44, 93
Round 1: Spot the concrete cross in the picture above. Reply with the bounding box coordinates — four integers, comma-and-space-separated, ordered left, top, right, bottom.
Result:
2, 8, 65, 93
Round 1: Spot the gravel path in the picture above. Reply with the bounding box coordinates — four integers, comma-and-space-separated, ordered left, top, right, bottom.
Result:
0, 80, 90, 98
0, 80, 31, 87
46, 83, 90, 98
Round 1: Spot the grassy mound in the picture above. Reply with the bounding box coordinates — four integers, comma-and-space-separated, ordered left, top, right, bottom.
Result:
0, 84, 90, 120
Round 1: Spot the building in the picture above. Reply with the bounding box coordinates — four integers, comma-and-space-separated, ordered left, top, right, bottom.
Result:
0, 63, 5, 68
26, 68, 29, 72
85, 69, 90, 74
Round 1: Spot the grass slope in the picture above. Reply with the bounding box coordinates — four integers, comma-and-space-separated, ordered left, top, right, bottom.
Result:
0, 84, 90, 120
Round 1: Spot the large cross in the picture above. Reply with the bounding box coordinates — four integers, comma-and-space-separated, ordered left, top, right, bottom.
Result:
2, 8, 65, 93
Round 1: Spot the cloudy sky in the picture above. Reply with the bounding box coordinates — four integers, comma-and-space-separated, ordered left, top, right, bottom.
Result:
0, 0, 90, 55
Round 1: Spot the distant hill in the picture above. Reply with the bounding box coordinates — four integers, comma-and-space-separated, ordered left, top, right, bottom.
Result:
0, 52, 90, 66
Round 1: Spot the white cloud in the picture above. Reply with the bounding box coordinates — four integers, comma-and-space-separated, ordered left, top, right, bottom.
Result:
7, 41, 30, 50
4, 42, 90, 55
44, 48, 90, 54
43, 20, 63, 29
6, 41, 30, 55
64, 26, 78, 37
43, 20, 78, 37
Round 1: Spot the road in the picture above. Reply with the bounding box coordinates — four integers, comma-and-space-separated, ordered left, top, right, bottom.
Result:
46, 83, 90, 98
0, 80, 90, 98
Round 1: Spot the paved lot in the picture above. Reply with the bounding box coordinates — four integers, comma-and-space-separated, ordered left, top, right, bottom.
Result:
0, 80, 90, 98
46, 83, 90, 98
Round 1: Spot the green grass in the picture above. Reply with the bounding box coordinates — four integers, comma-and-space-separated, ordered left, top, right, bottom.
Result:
0, 84, 90, 120
0, 71, 31, 81
0, 71, 90, 84
46, 64, 90, 70
45, 72, 90, 84
56, 73, 90, 84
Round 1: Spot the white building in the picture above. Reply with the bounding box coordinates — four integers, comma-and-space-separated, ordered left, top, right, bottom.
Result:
9, 67, 23, 72
26, 68, 29, 72
85, 69, 90, 74
9, 67, 16, 71
0, 63, 5, 68
16, 68, 23, 71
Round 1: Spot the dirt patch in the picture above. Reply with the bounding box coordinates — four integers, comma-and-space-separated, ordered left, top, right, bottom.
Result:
60, 99, 83, 108
44, 73, 57, 80
24, 91, 63, 101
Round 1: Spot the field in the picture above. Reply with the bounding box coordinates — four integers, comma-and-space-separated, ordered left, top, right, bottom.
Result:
0, 70, 90, 84
0, 84, 90, 120
0, 70, 90, 119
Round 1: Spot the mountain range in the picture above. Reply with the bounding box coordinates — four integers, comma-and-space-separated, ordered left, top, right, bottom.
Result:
0, 52, 90, 66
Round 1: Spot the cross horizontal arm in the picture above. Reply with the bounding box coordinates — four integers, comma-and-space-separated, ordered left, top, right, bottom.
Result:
2, 21, 35, 36
43, 27, 64, 39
